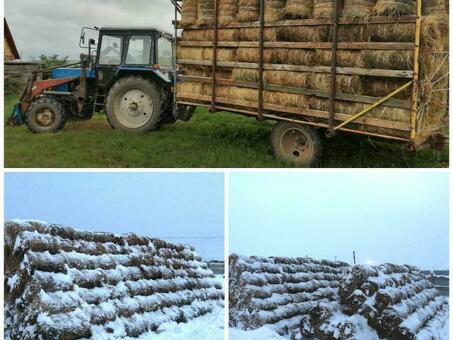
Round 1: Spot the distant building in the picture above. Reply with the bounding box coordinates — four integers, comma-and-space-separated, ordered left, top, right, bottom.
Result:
4, 18, 40, 95
4, 18, 20, 61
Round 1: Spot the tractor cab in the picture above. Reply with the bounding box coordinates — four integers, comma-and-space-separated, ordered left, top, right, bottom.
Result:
12, 27, 176, 133
93, 27, 174, 90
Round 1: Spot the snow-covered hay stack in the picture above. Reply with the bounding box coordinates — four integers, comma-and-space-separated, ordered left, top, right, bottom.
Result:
339, 264, 448, 338
4, 220, 224, 339
228, 254, 349, 336
301, 263, 449, 339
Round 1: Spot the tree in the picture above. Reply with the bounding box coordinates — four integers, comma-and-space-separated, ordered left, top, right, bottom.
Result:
39, 54, 69, 69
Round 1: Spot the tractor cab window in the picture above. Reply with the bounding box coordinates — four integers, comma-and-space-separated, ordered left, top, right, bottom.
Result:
99, 35, 123, 65
157, 37, 173, 69
126, 35, 152, 65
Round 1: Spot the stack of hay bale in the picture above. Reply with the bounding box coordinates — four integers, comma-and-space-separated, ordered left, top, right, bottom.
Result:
4, 220, 224, 339
177, 0, 448, 144
228, 254, 349, 337
301, 264, 449, 339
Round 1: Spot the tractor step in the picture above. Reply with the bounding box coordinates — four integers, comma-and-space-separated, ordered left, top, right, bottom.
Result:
93, 91, 107, 113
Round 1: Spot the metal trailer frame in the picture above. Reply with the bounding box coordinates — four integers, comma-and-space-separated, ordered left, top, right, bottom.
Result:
173, 0, 423, 144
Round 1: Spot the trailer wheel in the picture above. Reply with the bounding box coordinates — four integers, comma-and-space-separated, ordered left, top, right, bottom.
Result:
271, 121, 321, 167
25, 97, 66, 133
105, 76, 163, 132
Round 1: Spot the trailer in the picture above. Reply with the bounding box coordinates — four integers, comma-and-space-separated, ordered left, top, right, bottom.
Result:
173, 0, 449, 166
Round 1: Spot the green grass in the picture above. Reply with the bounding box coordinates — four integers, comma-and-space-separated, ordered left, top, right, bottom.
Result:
4, 95, 448, 168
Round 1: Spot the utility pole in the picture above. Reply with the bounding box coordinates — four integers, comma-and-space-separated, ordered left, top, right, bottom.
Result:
353, 250, 356, 265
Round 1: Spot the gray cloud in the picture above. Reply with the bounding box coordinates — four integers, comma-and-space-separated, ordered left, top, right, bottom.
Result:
6, 0, 175, 60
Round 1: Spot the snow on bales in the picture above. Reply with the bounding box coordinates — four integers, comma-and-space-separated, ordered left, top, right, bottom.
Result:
337, 264, 449, 339
228, 254, 349, 337
4, 220, 224, 340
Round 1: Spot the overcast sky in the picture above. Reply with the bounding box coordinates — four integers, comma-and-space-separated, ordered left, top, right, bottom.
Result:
230, 172, 449, 270
5, 172, 224, 260
5, 0, 175, 60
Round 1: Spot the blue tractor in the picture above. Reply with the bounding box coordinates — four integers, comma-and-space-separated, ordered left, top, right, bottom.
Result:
12, 27, 180, 133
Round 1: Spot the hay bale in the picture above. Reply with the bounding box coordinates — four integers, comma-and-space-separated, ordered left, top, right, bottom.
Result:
272, 49, 316, 65
361, 50, 413, 70
239, 27, 278, 41
233, 69, 311, 87
177, 47, 205, 60
313, 0, 334, 18
265, 70, 310, 87
315, 50, 364, 67
422, 0, 448, 15
181, 28, 239, 42
283, 0, 314, 18
421, 14, 449, 51
237, 0, 259, 22
343, 0, 376, 19
265, 0, 286, 22
177, 81, 205, 95
362, 77, 411, 99
265, 91, 310, 108
180, 0, 197, 26
373, 0, 416, 16
337, 23, 415, 42
229, 86, 258, 101
232, 68, 259, 82
277, 26, 330, 42
203, 48, 237, 61
236, 48, 317, 65
309, 73, 363, 94
202, 84, 231, 98
197, 0, 215, 26
371, 23, 416, 41
218, 0, 238, 25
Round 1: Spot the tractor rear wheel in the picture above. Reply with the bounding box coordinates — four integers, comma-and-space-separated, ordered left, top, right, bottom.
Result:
271, 121, 322, 167
25, 97, 66, 133
105, 76, 164, 132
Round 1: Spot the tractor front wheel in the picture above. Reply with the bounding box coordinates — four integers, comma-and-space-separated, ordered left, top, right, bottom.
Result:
25, 97, 66, 133
271, 121, 322, 167
105, 76, 164, 132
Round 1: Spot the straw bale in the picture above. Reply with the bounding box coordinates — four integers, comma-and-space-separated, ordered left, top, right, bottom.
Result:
343, 0, 376, 19
277, 26, 330, 42
422, 0, 448, 14
181, 28, 240, 41
361, 50, 413, 70
265, 0, 286, 22
313, 0, 334, 18
218, 0, 238, 26
421, 14, 449, 51
265, 70, 310, 87
229, 86, 258, 101
283, 0, 314, 18
178, 81, 204, 95
315, 50, 364, 67
180, 0, 197, 26
373, 0, 416, 16
202, 84, 232, 98
337, 23, 415, 42
309, 73, 363, 94
197, 0, 215, 26
237, 0, 259, 22
203, 47, 237, 61
178, 47, 205, 60
362, 77, 412, 99
264, 91, 310, 108
239, 27, 278, 41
